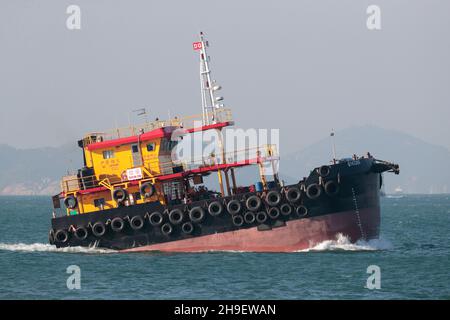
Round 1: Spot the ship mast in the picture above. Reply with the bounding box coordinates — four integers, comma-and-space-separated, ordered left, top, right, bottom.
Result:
197, 32, 223, 126
195, 32, 230, 196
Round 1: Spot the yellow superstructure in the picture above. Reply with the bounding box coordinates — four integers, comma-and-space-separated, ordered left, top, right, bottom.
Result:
61, 127, 180, 215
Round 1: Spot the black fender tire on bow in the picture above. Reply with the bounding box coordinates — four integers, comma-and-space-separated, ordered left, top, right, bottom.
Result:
318, 165, 331, 177
324, 180, 339, 196
286, 187, 301, 203
306, 183, 322, 200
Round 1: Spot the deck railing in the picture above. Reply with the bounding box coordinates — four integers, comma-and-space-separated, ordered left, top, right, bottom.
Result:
83, 108, 233, 143
60, 143, 278, 194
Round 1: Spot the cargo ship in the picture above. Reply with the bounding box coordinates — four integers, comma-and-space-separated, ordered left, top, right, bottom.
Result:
49, 33, 400, 252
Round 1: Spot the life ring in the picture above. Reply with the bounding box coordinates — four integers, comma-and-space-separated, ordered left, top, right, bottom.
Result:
140, 182, 155, 198
181, 222, 194, 234
286, 187, 301, 203
74, 226, 88, 240
296, 205, 308, 217
227, 200, 242, 215
246, 195, 262, 212
256, 211, 268, 224
189, 207, 205, 223
148, 212, 164, 226
111, 217, 125, 232
55, 229, 68, 243
130, 215, 144, 230
64, 195, 77, 209
265, 191, 281, 206
113, 188, 128, 203
244, 212, 256, 224
92, 221, 106, 237
232, 215, 244, 227
280, 203, 293, 216
168, 209, 184, 225
306, 183, 322, 199
324, 180, 339, 196
208, 201, 223, 216
268, 207, 280, 220
318, 165, 331, 177
161, 223, 173, 236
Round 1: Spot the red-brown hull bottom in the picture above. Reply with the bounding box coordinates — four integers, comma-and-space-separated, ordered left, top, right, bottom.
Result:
122, 207, 380, 253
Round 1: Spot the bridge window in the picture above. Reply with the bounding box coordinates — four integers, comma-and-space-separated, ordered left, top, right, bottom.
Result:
94, 198, 105, 208
102, 150, 115, 159
146, 143, 155, 152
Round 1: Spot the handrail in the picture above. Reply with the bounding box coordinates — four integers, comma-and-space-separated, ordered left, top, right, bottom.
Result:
83, 109, 233, 143
60, 143, 278, 194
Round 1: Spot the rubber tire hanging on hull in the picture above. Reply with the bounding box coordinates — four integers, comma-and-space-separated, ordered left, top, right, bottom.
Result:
161, 223, 173, 236
130, 215, 144, 230
189, 207, 205, 223
266, 191, 281, 206
246, 195, 262, 212
306, 183, 322, 200
111, 217, 125, 232
286, 187, 301, 203
169, 209, 184, 225
55, 229, 69, 243
148, 212, 164, 227
92, 222, 106, 237
208, 201, 223, 216
74, 226, 88, 240
181, 222, 194, 235
227, 200, 241, 215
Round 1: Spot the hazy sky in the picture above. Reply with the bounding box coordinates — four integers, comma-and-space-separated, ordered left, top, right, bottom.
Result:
1, 0, 449, 154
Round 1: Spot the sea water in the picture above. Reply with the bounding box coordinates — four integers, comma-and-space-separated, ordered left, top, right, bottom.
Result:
0, 195, 448, 299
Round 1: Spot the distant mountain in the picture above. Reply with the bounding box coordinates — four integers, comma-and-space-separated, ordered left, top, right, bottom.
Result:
279, 125, 450, 194
0, 144, 81, 195
0, 125, 449, 195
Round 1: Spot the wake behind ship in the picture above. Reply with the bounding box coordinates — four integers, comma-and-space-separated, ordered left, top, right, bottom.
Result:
48, 33, 400, 252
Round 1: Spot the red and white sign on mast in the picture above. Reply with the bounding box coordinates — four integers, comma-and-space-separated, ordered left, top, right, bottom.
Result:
192, 41, 202, 51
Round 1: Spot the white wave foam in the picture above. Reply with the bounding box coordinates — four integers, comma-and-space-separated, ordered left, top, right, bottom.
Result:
0, 243, 116, 254
298, 234, 392, 252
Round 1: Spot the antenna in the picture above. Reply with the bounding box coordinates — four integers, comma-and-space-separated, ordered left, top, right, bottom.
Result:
330, 129, 337, 164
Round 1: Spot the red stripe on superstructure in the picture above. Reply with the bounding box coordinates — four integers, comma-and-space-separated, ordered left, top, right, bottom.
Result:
184, 121, 232, 133
86, 127, 175, 151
